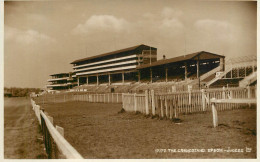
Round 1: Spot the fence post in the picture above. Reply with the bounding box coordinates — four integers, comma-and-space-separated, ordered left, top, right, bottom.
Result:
117, 93, 119, 103
247, 86, 251, 98
229, 90, 233, 99
211, 102, 218, 128
165, 96, 168, 118
172, 86, 176, 92
160, 97, 164, 118
201, 89, 205, 111
188, 85, 192, 105
48, 116, 54, 125
122, 93, 125, 110
134, 93, 137, 112
56, 125, 64, 137
145, 90, 149, 115
151, 90, 155, 116
248, 86, 251, 107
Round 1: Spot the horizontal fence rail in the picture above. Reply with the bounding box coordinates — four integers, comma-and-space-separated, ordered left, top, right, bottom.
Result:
34, 92, 123, 104
210, 98, 257, 127
30, 98, 83, 159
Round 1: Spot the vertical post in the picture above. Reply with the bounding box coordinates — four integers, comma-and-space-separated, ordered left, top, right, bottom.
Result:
77, 77, 80, 86
212, 102, 218, 128
184, 62, 188, 80
117, 93, 119, 103
138, 71, 141, 83
151, 90, 155, 116
145, 90, 149, 115
222, 86, 226, 99
165, 67, 168, 82
248, 86, 251, 107
134, 93, 137, 112
169, 101, 173, 119
188, 85, 192, 105
150, 68, 153, 83
108, 74, 111, 85
165, 97, 168, 118
172, 86, 176, 93
247, 86, 251, 98
201, 89, 205, 111
56, 125, 64, 137
197, 60, 199, 78
220, 57, 224, 71
97, 75, 99, 85
86, 76, 89, 85
160, 97, 164, 118
122, 72, 124, 83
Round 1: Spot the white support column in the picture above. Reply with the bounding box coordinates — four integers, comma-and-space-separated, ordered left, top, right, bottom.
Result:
122, 72, 125, 83
184, 62, 188, 80
77, 77, 80, 86
150, 68, 153, 83
165, 68, 168, 82
197, 60, 199, 79
108, 74, 111, 85
97, 75, 99, 85
86, 76, 89, 85
138, 71, 141, 83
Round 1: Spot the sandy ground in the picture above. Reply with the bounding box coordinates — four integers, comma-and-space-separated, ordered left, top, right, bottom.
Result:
40, 101, 256, 159
4, 97, 47, 159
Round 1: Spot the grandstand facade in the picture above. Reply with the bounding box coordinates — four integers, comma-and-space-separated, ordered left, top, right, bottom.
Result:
71, 44, 157, 86
47, 72, 77, 90
70, 44, 225, 87
48, 44, 250, 92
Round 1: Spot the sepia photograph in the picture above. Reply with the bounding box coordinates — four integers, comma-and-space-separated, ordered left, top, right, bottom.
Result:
2, 0, 257, 160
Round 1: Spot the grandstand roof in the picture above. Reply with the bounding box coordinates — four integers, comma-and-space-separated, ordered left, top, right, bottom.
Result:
137, 51, 224, 69
50, 72, 69, 76
71, 44, 156, 64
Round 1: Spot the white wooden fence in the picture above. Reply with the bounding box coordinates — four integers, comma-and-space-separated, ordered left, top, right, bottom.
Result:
35, 93, 123, 104
31, 98, 83, 159
122, 86, 256, 118
210, 98, 257, 127
74, 93, 122, 103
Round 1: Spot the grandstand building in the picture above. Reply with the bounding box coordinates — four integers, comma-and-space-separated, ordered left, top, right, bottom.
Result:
71, 44, 225, 88
47, 72, 77, 90
71, 44, 157, 86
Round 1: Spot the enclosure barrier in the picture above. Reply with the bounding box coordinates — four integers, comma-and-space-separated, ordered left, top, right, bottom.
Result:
122, 86, 256, 119
31, 98, 83, 159
210, 98, 257, 127
35, 92, 123, 104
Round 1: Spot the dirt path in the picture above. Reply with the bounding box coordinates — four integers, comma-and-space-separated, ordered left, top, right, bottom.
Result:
4, 97, 47, 159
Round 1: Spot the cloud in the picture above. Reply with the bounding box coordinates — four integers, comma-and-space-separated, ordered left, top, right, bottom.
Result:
194, 19, 234, 42
5, 26, 55, 44
161, 7, 183, 18
157, 7, 184, 36
72, 15, 130, 34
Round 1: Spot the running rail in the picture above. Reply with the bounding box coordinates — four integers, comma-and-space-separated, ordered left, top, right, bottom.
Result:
40, 111, 83, 159
31, 98, 83, 159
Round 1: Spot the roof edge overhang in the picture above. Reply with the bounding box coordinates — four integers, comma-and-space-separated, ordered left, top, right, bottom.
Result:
70, 44, 157, 64
137, 51, 225, 70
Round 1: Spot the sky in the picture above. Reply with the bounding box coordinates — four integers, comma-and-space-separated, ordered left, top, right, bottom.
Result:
4, 0, 257, 88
